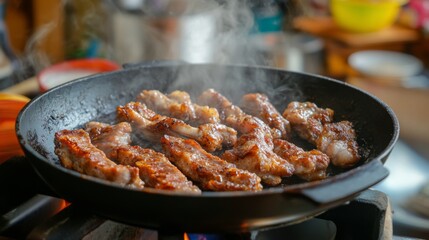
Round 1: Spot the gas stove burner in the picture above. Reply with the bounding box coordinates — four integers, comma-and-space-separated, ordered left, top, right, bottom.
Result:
26, 208, 337, 240
2, 190, 390, 240
0, 157, 392, 239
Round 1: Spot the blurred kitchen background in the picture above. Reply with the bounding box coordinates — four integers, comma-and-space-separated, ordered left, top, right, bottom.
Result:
1, 0, 429, 238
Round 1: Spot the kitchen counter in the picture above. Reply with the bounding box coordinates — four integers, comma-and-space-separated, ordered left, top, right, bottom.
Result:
374, 139, 429, 239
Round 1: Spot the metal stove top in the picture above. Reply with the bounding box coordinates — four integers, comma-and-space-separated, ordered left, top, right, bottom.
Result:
0, 157, 392, 240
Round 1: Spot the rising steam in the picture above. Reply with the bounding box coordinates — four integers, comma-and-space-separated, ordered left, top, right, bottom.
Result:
15, 0, 304, 104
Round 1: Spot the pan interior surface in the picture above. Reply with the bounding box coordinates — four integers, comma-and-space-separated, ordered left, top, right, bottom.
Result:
19, 64, 397, 169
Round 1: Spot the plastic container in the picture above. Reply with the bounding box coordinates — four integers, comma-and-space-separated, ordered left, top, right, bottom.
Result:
331, 0, 407, 32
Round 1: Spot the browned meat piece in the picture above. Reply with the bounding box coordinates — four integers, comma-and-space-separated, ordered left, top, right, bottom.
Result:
161, 135, 263, 191
116, 145, 201, 193
84, 121, 132, 160
316, 121, 360, 168
198, 89, 265, 134
137, 90, 195, 123
283, 102, 360, 168
273, 139, 330, 181
54, 129, 144, 189
198, 89, 276, 137
282, 101, 334, 144
169, 90, 221, 125
222, 128, 295, 186
117, 102, 236, 152
166, 90, 192, 103
85, 122, 200, 193
198, 89, 294, 186
118, 100, 159, 121
198, 88, 245, 123
137, 90, 220, 125
240, 93, 291, 139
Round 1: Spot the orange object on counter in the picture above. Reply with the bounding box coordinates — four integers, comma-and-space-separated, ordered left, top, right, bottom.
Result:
0, 99, 28, 119
0, 93, 30, 163
0, 119, 24, 163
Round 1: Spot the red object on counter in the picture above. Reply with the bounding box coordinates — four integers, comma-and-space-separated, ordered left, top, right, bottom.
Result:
37, 58, 120, 92
409, 0, 429, 28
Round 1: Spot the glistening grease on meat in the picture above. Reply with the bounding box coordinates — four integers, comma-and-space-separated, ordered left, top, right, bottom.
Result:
273, 139, 330, 181
283, 101, 360, 168
161, 135, 263, 191
240, 93, 291, 139
137, 90, 220, 125
221, 127, 295, 186
198, 89, 294, 186
117, 102, 236, 152
85, 121, 200, 193
238, 94, 328, 180
316, 121, 360, 168
282, 101, 334, 144
85, 121, 132, 160
117, 146, 201, 193
54, 129, 144, 189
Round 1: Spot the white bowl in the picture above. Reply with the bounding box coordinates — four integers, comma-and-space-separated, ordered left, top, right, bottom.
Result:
349, 50, 423, 86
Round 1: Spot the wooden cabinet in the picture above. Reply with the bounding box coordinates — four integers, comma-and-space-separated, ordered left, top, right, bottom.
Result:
293, 16, 422, 79
5, 0, 64, 63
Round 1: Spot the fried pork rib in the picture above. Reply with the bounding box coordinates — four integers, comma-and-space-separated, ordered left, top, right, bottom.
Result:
85, 121, 132, 160
117, 102, 236, 152
85, 121, 200, 193
221, 128, 295, 186
161, 135, 263, 191
198, 89, 244, 124
54, 129, 144, 189
137, 90, 220, 125
198, 89, 294, 186
283, 102, 360, 168
273, 139, 330, 181
117, 146, 201, 193
240, 93, 291, 139
316, 121, 360, 168
282, 101, 334, 144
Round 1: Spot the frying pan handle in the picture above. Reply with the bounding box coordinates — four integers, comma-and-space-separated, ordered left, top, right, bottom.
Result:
122, 60, 187, 69
298, 160, 389, 204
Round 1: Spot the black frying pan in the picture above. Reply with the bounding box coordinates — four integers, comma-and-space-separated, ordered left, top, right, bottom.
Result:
16, 63, 399, 233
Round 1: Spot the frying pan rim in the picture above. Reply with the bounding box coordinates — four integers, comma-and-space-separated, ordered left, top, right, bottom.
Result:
16, 63, 399, 198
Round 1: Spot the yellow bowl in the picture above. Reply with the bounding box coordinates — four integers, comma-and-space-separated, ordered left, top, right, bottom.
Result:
331, 0, 406, 33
